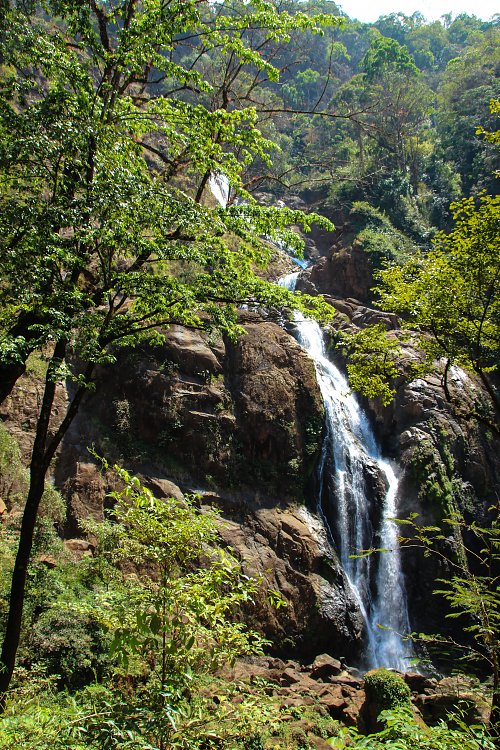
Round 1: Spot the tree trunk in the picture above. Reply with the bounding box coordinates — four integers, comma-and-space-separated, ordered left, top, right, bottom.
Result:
0, 312, 44, 405
0, 471, 46, 703
0, 343, 93, 708
0, 340, 65, 704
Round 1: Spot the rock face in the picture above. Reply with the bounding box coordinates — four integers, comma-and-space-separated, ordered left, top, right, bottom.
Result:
2, 232, 498, 670
297, 246, 500, 641
303, 247, 375, 304
59, 315, 325, 502
210, 501, 363, 659
1, 314, 366, 660
368, 365, 500, 637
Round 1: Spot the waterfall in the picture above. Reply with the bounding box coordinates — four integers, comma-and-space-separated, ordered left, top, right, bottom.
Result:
208, 172, 230, 208
281, 272, 412, 672
207, 178, 308, 269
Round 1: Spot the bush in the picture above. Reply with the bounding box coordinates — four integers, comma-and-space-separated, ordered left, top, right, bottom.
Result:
364, 669, 411, 713
28, 607, 110, 689
331, 706, 495, 749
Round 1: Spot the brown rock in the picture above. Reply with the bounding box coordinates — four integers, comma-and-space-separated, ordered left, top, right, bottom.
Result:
309, 739, 336, 750
141, 475, 184, 503
163, 325, 223, 374
217, 505, 363, 660
64, 538, 93, 560
300, 246, 375, 304
310, 653, 343, 680
58, 461, 107, 537
36, 554, 57, 568
279, 667, 302, 686
327, 675, 363, 689
404, 672, 437, 693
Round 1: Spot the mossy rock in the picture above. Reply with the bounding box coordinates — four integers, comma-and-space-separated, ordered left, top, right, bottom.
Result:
364, 668, 411, 711
363, 668, 411, 732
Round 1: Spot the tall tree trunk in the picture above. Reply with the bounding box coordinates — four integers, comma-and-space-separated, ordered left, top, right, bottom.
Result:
0, 340, 65, 703
0, 342, 93, 708
0, 470, 46, 703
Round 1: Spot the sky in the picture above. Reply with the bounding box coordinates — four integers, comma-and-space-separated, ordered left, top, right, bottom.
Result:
337, 0, 499, 23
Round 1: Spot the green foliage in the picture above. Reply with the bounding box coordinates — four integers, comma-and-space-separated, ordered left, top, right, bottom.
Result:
477, 98, 500, 174
361, 36, 420, 81
363, 669, 411, 713
0, 681, 90, 750
350, 201, 416, 267
438, 34, 500, 194
335, 324, 401, 406
329, 706, 495, 749
0, 0, 341, 701
83, 460, 269, 746
0, 421, 65, 527
0, 0, 335, 384
408, 425, 461, 513
398, 511, 500, 731
375, 192, 500, 419
28, 608, 108, 690
0, 459, 288, 748
0, 422, 27, 508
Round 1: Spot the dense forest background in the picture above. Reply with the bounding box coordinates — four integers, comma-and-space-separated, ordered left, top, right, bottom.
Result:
230, 2, 500, 247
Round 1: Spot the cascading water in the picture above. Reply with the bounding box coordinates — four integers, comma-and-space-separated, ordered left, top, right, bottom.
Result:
281, 272, 412, 672
206, 170, 413, 670
208, 172, 230, 207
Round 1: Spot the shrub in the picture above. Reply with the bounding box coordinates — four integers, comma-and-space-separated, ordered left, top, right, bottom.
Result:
364, 668, 411, 713
331, 706, 495, 749
28, 607, 109, 689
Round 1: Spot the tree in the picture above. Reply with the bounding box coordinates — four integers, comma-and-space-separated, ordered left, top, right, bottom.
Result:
86, 462, 267, 749
360, 36, 420, 82
437, 30, 500, 195
0, 0, 337, 702
376, 192, 500, 424
398, 511, 500, 736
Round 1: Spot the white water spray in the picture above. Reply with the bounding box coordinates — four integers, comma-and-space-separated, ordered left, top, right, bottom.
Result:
208, 172, 230, 208
281, 272, 412, 671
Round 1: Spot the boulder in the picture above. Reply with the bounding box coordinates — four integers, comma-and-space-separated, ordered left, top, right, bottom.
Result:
414, 675, 489, 726
301, 246, 375, 304
310, 654, 343, 680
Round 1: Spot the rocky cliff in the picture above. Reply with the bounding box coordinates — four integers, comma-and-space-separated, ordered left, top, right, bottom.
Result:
1, 234, 498, 668
1, 313, 364, 661
297, 246, 500, 641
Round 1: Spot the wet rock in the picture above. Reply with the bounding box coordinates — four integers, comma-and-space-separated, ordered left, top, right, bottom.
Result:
216, 505, 364, 660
